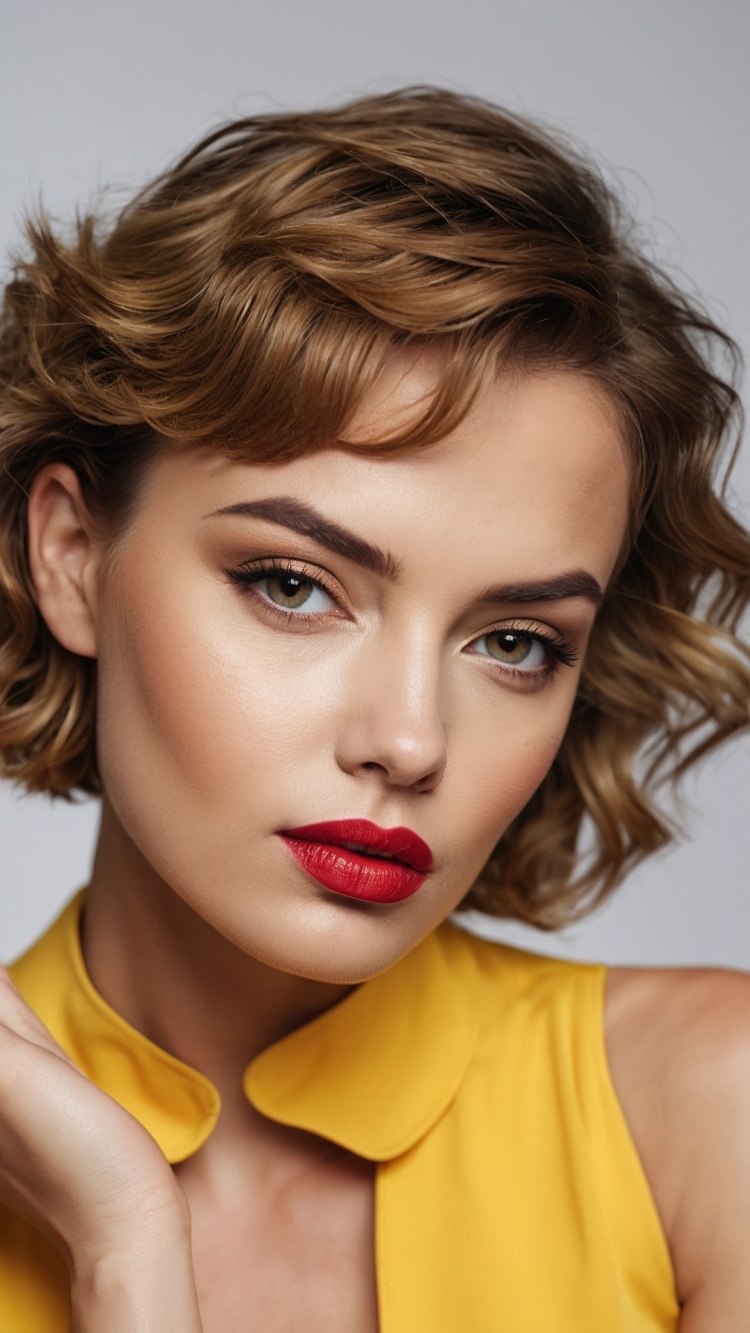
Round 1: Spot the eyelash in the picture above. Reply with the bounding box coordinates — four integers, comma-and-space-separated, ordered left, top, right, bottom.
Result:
476, 620, 578, 685
225, 557, 343, 622
225, 558, 578, 679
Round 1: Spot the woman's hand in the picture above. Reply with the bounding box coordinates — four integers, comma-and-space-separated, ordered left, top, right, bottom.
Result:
0, 965, 203, 1331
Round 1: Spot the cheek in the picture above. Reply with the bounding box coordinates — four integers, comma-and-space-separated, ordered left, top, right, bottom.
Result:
446, 684, 574, 878
94, 568, 340, 834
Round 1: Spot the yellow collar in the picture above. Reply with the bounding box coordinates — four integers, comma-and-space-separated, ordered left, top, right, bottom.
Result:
10, 892, 483, 1164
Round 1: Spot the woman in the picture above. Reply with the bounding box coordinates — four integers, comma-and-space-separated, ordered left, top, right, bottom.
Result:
0, 87, 748, 1331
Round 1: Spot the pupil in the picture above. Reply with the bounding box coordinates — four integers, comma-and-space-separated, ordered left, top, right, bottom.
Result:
268, 572, 312, 608
489, 631, 531, 663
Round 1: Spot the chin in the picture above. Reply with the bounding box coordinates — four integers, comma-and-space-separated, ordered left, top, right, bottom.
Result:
218, 889, 445, 984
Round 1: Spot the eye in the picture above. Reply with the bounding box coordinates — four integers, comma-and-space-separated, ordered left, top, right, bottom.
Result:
254, 570, 336, 614
226, 560, 341, 618
471, 629, 549, 670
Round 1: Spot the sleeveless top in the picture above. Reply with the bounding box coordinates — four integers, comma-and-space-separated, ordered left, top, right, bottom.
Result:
1, 892, 679, 1331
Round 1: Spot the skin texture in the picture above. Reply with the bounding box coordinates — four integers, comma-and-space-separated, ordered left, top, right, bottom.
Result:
2, 355, 746, 1329
605, 968, 750, 1326
0, 966, 202, 1333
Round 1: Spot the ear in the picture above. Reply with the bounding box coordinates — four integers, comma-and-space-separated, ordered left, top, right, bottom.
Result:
27, 464, 101, 659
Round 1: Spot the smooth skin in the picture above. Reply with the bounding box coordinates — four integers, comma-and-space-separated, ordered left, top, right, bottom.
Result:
0, 357, 747, 1329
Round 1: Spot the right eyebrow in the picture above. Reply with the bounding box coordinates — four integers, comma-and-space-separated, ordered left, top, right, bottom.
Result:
209, 496, 401, 580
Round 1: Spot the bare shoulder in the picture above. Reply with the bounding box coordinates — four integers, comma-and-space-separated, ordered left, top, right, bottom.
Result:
606, 962, 750, 1072
605, 965, 750, 1326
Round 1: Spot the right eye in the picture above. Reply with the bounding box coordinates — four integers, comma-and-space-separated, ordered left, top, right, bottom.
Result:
255, 570, 335, 613
227, 560, 341, 619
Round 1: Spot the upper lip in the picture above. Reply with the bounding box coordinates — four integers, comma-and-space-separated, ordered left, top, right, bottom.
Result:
280, 819, 433, 873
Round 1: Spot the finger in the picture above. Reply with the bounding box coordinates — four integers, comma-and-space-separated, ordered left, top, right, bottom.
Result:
0, 969, 76, 1064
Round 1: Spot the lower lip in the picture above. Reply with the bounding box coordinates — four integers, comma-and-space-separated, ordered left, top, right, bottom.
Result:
279, 837, 427, 903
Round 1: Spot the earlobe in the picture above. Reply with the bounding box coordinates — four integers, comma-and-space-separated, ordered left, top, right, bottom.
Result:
27, 464, 100, 659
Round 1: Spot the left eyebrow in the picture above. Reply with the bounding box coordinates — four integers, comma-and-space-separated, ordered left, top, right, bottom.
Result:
477, 571, 604, 609
209, 496, 401, 580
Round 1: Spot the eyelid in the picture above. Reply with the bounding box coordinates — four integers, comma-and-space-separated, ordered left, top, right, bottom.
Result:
225, 556, 348, 618
466, 619, 578, 670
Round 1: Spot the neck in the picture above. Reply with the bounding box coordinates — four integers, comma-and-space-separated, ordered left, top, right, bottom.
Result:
83, 798, 351, 1109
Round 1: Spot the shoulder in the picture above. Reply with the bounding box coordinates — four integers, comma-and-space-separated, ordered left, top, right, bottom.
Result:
605, 965, 750, 1317
606, 964, 750, 1090
605, 964, 750, 1127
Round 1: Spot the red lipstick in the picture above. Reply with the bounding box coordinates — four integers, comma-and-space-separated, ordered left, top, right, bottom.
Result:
279, 819, 433, 904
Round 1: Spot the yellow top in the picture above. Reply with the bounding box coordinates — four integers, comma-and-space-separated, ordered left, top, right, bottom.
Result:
2, 893, 679, 1332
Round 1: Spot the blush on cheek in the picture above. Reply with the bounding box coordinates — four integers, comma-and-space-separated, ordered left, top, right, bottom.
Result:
473, 716, 571, 858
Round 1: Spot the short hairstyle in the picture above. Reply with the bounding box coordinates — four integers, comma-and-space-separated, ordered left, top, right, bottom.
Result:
1, 87, 748, 926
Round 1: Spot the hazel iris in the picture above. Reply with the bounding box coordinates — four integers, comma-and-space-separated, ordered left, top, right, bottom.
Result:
265, 573, 314, 609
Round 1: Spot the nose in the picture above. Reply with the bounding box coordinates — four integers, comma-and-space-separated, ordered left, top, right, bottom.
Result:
334, 621, 448, 793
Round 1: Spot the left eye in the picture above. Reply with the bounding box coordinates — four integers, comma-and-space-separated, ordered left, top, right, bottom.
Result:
257, 571, 334, 613
471, 630, 547, 669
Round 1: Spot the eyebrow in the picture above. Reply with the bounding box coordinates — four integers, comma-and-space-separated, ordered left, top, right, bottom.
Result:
211, 496, 603, 608
478, 571, 604, 608
210, 497, 400, 580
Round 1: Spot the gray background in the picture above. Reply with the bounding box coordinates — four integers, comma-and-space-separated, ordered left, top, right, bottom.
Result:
1, 0, 748, 967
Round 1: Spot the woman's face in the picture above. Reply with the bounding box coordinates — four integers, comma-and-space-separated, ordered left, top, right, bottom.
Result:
92, 363, 630, 982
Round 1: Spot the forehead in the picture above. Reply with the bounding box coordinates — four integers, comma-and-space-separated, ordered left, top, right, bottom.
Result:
148, 367, 630, 587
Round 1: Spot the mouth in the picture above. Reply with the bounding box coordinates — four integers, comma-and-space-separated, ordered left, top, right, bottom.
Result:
278, 819, 433, 904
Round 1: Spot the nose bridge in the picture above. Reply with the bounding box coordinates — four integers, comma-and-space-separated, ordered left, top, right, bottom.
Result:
337, 612, 447, 788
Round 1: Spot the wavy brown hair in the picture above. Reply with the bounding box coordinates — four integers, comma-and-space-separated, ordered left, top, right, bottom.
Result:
1, 87, 748, 926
